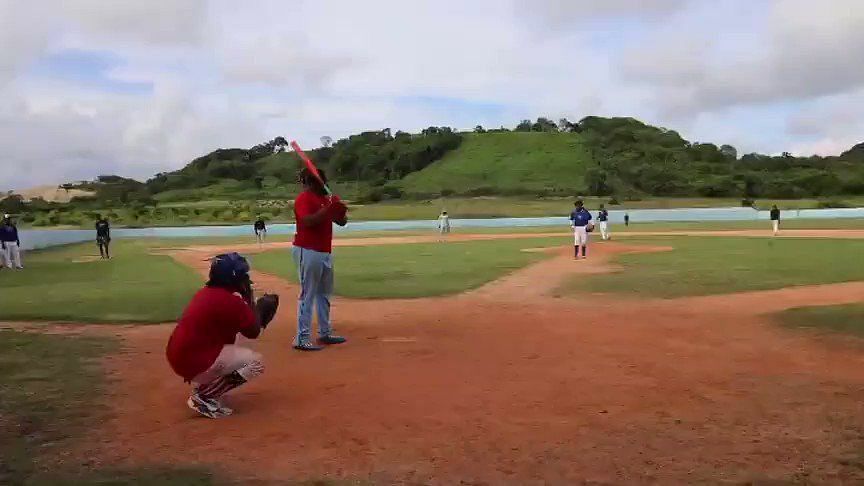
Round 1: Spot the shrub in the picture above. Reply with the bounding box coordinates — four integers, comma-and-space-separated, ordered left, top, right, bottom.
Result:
741, 198, 755, 207
817, 200, 850, 209
608, 197, 621, 205
464, 186, 497, 197
381, 185, 403, 200
357, 188, 384, 203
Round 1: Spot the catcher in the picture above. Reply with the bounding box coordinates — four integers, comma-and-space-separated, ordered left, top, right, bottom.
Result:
166, 252, 280, 418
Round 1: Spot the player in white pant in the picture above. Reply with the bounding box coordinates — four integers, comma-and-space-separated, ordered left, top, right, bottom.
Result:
770, 205, 780, 236
569, 200, 593, 259
597, 204, 610, 240
437, 211, 451, 241
1, 214, 23, 269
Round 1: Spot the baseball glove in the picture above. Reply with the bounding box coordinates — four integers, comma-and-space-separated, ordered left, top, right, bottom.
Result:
255, 294, 280, 329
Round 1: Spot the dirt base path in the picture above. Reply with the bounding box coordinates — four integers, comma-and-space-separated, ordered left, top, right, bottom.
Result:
68, 233, 864, 484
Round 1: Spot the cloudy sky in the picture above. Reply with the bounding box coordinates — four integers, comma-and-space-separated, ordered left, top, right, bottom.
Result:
2, 0, 864, 191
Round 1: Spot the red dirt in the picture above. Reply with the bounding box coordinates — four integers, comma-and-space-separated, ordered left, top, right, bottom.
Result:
64, 232, 864, 483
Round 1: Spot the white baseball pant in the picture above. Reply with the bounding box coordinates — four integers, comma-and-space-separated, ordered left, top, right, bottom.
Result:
192, 344, 264, 389
2, 242, 22, 269
573, 226, 588, 246
599, 221, 609, 240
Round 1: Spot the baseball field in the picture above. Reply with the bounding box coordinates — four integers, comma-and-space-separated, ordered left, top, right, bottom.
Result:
3, 220, 864, 484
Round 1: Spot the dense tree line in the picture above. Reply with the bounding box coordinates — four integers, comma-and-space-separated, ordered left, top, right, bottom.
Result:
326, 127, 462, 184
574, 116, 864, 200
4, 117, 863, 217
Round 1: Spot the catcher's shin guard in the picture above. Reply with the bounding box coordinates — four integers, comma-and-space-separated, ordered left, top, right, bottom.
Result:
197, 358, 264, 399
198, 371, 247, 399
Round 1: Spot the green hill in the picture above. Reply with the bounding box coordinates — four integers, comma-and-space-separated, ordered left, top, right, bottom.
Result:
398, 132, 590, 197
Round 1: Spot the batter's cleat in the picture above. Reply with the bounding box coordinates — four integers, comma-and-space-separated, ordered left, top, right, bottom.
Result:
187, 394, 230, 419
318, 335, 347, 345
294, 341, 324, 352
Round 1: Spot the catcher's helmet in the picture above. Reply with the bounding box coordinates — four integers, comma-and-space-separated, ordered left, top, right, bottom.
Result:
208, 252, 251, 288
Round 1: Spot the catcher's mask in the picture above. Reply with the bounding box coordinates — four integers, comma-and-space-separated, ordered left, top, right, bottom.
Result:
207, 252, 251, 290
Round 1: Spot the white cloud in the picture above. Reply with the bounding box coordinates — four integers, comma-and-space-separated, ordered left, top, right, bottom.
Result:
1, 0, 864, 192
517, 0, 688, 29
0, 1, 58, 83
619, 0, 864, 115
59, 0, 209, 46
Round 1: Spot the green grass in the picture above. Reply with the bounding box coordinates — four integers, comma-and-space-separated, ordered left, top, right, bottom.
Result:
0, 241, 200, 323
563, 236, 864, 298
398, 132, 591, 196
0, 329, 223, 484
252, 237, 562, 298
620, 218, 864, 232
775, 304, 864, 338
348, 196, 864, 221
0, 330, 113, 483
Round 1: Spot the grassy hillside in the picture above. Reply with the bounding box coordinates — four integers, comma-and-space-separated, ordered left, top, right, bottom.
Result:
399, 132, 590, 196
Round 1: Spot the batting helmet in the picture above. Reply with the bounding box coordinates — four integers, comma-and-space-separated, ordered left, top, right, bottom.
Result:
208, 252, 251, 289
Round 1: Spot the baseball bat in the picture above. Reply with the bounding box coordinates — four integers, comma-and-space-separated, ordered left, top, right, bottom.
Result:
290, 140, 332, 195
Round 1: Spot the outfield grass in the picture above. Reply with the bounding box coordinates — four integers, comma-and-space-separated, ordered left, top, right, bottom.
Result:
252, 237, 561, 298
563, 236, 864, 298
398, 132, 591, 196
775, 304, 864, 338
620, 218, 864, 232
349, 197, 864, 221
0, 329, 222, 484
0, 242, 200, 323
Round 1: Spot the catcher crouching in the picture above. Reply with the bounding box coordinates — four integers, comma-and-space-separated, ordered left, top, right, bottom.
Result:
166, 252, 280, 418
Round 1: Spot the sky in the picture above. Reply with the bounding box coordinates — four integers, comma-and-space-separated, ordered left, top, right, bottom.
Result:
2, 0, 864, 191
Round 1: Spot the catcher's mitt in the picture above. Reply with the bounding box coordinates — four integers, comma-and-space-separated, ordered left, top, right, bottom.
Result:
255, 294, 280, 329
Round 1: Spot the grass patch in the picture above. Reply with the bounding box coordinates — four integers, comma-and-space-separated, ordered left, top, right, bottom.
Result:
0, 329, 224, 485
775, 303, 864, 338
252, 237, 562, 298
398, 132, 591, 196
0, 330, 114, 483
621, 218, 864, 232
0, 241, 200, 323
563, 236, 864, 298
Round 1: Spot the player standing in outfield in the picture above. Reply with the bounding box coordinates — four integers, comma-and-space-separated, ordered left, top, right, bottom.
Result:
437, 210, 450, 241
569, 201, 592, 259
292, 168, 348, 351
0, 214, 23, 270
770, 205, 781, 236
95, 215, 111, 259
254, 217, 267, 245
166, 252, 279, 419
624, 213, 630, 227
597, 204, 611, 240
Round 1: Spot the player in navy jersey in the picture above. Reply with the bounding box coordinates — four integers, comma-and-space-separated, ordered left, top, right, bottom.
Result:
569, 200, 593, 259
597, 204, 610, 240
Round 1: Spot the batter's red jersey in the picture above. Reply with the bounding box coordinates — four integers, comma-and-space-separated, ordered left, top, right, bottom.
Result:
293, 190, 335, 253
166, 286, 255, 381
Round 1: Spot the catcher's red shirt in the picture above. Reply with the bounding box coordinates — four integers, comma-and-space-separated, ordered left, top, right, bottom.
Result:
293, 190, 335, 253
166, 286, 255, 381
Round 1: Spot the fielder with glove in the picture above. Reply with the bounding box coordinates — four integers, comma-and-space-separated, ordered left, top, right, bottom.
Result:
166, 252, 279, 418
569, 200, 593, 260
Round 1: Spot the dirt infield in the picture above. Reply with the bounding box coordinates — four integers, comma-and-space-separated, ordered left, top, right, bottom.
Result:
16, 230, 864, 483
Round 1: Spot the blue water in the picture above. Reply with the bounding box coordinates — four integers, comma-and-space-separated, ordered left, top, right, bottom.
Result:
17, 206, 864, 251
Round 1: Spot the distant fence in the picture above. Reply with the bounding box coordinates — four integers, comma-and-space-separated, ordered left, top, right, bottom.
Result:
17, 206, 864, 251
